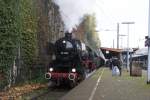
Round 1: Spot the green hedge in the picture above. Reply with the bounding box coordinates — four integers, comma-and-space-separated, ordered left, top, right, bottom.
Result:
0, 0, 38, 88
0, 0, 19, 85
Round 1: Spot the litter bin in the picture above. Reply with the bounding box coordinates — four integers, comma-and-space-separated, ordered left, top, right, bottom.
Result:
131, 61, 142, 76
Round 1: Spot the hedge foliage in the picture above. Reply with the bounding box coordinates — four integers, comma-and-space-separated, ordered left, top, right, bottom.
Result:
0, 0, 18, 76
20, 0, 37, 68
0, 0, 38, 86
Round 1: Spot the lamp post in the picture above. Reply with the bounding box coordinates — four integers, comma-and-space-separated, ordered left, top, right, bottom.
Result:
147, 0, 150, 84
105, 23, 120, 49
119, 34, 127, 48
117, 23, 120, 48
102, 29, 116, 48
122, 22, 135, 72
103, 23, 119, 48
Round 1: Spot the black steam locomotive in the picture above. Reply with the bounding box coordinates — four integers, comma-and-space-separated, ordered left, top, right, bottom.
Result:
45, 32, 104, 88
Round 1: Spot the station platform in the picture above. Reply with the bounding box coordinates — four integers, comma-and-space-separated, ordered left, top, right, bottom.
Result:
60, 67, 150, 100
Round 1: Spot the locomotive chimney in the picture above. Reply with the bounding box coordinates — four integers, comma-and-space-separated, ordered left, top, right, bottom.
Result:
65, 31, 72, 39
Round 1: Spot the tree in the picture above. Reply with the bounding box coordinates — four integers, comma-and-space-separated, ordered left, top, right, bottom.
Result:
83, 14, 101, 49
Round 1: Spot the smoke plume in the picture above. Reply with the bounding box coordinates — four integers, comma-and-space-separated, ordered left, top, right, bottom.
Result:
52, 0, 96, 32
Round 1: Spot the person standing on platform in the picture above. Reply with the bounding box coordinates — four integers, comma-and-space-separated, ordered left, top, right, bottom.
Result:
112, 57, 122, 76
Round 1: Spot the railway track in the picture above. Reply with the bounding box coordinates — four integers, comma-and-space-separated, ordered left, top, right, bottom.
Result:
30, 69, 97, 100
30, 85, 70, 100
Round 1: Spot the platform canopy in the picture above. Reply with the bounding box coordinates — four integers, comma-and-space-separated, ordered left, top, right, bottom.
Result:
132, 48, 148, 58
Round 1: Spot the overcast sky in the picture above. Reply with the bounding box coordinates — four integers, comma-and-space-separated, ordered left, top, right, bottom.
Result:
53, 0, 149, 48
94, 0, 149, 48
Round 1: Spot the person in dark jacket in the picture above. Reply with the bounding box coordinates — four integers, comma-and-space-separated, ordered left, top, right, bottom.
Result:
112, 57, 122, 76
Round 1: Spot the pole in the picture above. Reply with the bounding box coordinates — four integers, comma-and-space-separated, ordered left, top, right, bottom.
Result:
122, 22, 135, 72
113, 39, 114, 48
127, 24, 130, 72
147, 0, 150, 84
117, 23, 119, 48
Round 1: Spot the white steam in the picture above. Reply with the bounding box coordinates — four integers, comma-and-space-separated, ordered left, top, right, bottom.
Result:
53, 0, 96, 32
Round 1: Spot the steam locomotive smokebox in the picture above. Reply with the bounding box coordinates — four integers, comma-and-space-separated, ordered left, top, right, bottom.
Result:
131, 61, 142, 76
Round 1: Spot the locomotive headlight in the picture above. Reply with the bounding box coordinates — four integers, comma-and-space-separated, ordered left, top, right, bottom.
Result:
72, 68, 76, 73
63, 40, 66, 43
49, 68, 54, 72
